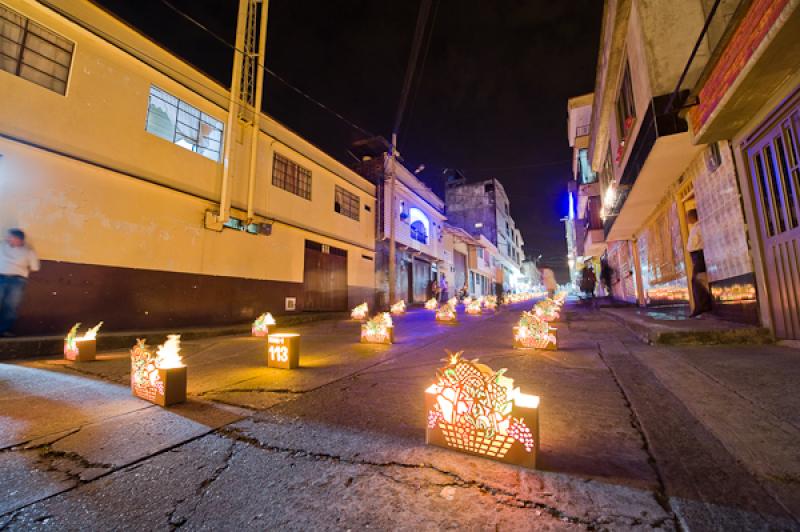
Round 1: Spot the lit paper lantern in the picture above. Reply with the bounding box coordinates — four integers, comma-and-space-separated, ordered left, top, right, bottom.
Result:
252, 312, 276, 337
64, 322, 103, 361
390, 300, 406, 315
533, 299, 561, 323
447, 296, 458, 309
351, 302, 369, 320
465, 299, 482, 315
514, 311, 557, 350
436, 304, 457, 324
424, 298, 438, 310
131, 335, 186, 406
483, 295, 498, 311
361, 313, 394, 344
425, 351, 539, 468
267, 333, 300, 369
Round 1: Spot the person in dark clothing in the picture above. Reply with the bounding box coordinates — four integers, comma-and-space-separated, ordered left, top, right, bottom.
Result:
579, 263, 597, 307
686, 209, 712, 317
600, 257, 614, 298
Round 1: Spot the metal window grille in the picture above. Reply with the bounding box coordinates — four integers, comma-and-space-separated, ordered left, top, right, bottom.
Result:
334, 185, 359, 220
0, 4, 74, 95
145, 86, 223, 161
272, 153, 311, 200
410, 220, 428, 244
615, 60, 636, 138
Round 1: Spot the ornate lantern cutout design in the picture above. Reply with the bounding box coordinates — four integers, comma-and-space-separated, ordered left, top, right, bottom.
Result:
267, 333, 300, 369
465, 299, 482, 315
131, 335, 186, 406
534, 298, 561, 322
483, 295, 498, 311
64, 322, 103, 361
351, 302, 369, 320
425, 297, 438, 310
436, 303, 458, 324
514, 311, 557, 350
252, 312, 276, 337
425, 351, 539, 468
390, 300, 406, 315
361, 313, 394, 344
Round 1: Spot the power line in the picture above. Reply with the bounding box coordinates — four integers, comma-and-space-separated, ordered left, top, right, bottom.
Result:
158, 0, 376, 138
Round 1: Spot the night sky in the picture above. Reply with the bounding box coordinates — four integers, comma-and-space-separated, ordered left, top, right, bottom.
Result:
95, 0, 602, 282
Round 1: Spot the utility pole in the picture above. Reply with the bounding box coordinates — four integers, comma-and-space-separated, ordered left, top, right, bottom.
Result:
387, 0, 432, 305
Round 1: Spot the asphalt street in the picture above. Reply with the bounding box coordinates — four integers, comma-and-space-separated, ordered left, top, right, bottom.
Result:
1, 301, 798, 531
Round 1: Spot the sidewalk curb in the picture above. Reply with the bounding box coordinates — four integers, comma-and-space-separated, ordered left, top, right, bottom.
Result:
0, 312, 347, 361
598, 309, 773, 345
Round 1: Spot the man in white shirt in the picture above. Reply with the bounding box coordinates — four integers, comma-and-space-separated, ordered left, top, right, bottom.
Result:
0, 229, 40, 336
686, 210, 711, 317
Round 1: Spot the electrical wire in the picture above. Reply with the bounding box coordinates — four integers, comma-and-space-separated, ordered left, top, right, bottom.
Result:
158, 0, 376, 138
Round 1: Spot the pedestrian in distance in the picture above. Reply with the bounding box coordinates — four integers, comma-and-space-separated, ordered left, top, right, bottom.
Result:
580, 262, 597, 308
686, 209, 711, 317
600, 257, 614, 299
438, 275, 449, 303
0, 228, 40, 337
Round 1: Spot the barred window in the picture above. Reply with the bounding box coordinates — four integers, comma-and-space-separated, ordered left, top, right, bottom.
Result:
334, 185, 359, 220
0, 5, 74, 95
272, 153, 311, 200
145, 86, 223, 162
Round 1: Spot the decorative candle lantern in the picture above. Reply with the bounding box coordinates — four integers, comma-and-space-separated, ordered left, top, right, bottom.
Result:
447, 296, 458, 308
361, 313, 394, 344
514, 311, 557, 350
251, 312, 276, 337
435, 304, 458, 324
267, 333, 300, 369
351, 302, 369, 320
533, 298, 561, 323
483, 295, 498, 311
390, 300, 406, 315
465, 299, 482, 315
425, 351, 540, 468
64, 322, 103, 361
425, 298, 438, 310
131, 335, 186, 406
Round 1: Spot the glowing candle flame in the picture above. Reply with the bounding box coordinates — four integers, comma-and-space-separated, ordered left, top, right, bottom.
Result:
155, 334, 184, 369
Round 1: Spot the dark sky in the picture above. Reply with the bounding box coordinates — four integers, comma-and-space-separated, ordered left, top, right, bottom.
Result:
94, 0, 602, 281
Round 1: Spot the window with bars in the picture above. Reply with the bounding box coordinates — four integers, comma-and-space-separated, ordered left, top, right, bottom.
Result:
145, 86, 223, 161
272, 152, 312, 200
0, 5, 74, 95
615, 59, 636, 141
334, 185, 359, 220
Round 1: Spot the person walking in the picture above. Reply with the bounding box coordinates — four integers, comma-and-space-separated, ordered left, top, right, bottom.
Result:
438, 275, 449, 303
600, 257, 614, 299
0, 229, 40, 336
580, 263, 597, 308
686, 210, 711, 317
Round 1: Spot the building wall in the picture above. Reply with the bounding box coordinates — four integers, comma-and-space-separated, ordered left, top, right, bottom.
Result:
0, 0, 376, 333
606, 240, 638, 302
635, 201, 689, 304
689, 141, 758, 322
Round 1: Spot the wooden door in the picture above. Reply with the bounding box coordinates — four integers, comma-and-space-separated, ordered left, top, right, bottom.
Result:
303, 240, 348, 311
746, 95, 800, 339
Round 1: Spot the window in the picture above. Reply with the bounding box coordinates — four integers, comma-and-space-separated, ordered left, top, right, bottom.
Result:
0, 5, 73, 95
410, 221, 428, 244
615, 60, 636, 141
334, 185, 359, 221
145, 86, 223, 161
578, 148, 597, 184
272, 152, 311, 200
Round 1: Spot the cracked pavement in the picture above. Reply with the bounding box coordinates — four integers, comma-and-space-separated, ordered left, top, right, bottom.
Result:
2, 302, 799, 530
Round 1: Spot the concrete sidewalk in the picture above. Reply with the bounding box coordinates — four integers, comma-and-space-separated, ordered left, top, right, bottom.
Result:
598, 305, 773, 345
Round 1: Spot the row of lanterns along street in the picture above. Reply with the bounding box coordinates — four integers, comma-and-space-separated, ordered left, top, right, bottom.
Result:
60, 290, 565, 469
